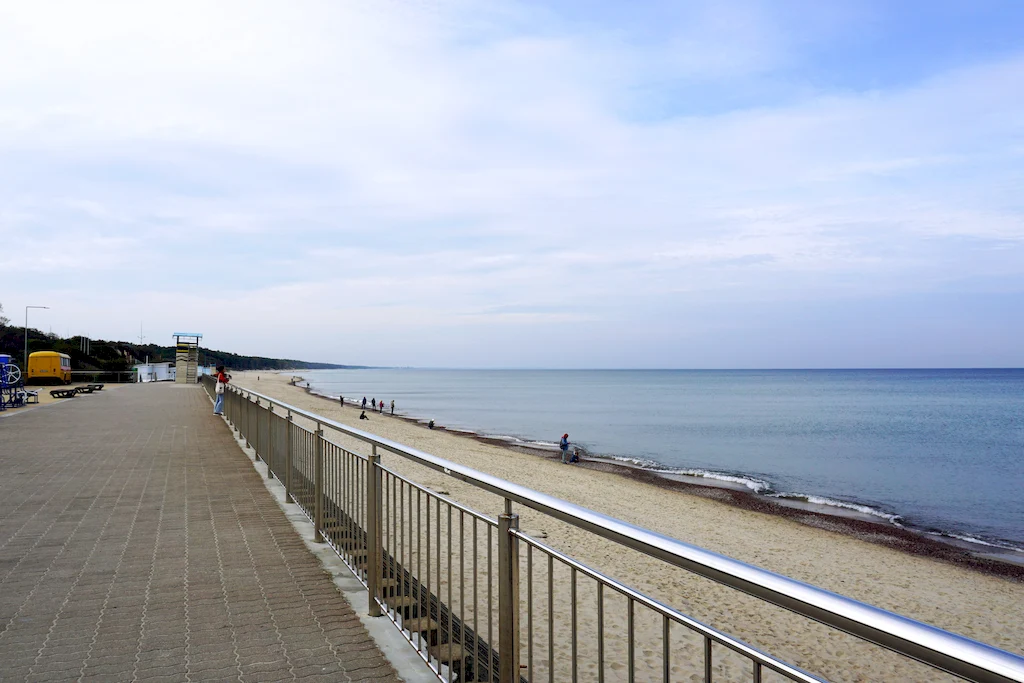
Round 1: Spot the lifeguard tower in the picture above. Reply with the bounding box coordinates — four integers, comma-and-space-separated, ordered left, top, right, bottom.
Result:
173, 333, 202, 384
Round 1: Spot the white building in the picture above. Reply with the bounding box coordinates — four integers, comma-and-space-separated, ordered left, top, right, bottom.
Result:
133, 362, 176, 382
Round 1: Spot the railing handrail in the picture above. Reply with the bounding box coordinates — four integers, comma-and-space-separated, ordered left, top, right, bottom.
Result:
225, 382, 1024, 683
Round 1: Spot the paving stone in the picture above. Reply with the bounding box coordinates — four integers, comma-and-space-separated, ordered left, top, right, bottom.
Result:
0, 384, 400, 682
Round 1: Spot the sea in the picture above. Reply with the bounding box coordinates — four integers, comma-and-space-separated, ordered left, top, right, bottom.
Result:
299, 368, 1024, 556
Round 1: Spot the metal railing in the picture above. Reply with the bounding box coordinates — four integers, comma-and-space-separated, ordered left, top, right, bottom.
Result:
203, 377, 1024, 683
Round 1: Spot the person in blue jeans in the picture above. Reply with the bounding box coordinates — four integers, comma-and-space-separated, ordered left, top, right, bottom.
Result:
560, 433, 570, 464
214, 365, 230, 415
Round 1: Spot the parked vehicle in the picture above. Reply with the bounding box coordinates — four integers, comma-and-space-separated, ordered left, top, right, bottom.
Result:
27, 351, 72, 385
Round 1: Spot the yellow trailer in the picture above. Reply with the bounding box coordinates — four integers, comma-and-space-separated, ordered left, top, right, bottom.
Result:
28, 351, 72, 385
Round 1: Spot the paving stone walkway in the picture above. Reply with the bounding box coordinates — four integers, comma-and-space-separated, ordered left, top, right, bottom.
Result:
0, 383, 402, 682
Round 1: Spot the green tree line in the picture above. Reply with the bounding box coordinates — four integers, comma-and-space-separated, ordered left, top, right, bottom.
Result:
0, 305, 353, 371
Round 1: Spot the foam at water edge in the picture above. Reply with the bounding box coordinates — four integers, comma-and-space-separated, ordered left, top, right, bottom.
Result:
654, 467, 774, 494
771, 493, 904, 525
930, 531, 1024, 553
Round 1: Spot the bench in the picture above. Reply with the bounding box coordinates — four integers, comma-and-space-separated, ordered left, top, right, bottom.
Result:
50, 389, 77, 399
87, 384, 105, 391
74, 387, 95, 395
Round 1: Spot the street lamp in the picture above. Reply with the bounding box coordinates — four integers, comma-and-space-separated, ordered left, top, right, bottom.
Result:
24, 305, 50, 370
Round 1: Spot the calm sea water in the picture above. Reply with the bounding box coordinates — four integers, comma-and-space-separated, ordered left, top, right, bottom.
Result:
301, 368, 1024, 552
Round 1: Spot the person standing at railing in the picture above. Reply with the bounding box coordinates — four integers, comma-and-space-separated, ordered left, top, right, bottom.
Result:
213, 365, 230, 415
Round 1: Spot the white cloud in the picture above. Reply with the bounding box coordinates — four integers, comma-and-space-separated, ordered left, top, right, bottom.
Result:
1, 0, 1021, 366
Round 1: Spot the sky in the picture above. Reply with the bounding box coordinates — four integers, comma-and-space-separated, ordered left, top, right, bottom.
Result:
1, 0, 1022, 368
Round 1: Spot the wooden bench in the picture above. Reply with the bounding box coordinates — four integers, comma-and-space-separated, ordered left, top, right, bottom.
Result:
50, 389, 77, 399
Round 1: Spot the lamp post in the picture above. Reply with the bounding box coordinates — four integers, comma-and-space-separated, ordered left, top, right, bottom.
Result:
24, 306, 49, 370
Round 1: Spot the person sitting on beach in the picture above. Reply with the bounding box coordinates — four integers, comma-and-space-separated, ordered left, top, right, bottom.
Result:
360, 410, 369, 420
560, 433, 570, 464
428, 419, 435, 429
571, 447, 580, 464
390, 399, 395, 415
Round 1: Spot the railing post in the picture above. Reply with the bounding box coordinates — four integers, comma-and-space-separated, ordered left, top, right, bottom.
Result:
314, 422, 324, 543
285, 410, 293, 500
244, 392, 251, 449
498, 502, 520, 683
267, 405, 275, 480
366, 446, 382, 617
255, 398, 262, 462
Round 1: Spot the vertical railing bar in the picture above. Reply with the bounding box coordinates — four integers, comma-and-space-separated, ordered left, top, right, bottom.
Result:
487, 523, 493, 682
663, 615, 670, 683
285, 410, 293, 501
705, 636, 713, 683
347, 450, 354, 558
459, 509, 466, 683
753, 661, 762, 683
628, 597, 635, 683
314, 422, 323, 543
426, 492, 432, 658
400, 478, 405, 617
417, 487, 423, 655
436, 497, 442, 662
392, 470, 398, 604
472, 518, 478, 683
571, 566, 578, 683
527, 543, 533, 683
255, 398, 261, 461
447, 504, 453, 683
367, 444, 380, 617
598, 582, 605, 683
547, 553, 554, 683
267, 405, 275, 480
391, 471, 397, 613
498, 508, 520, 683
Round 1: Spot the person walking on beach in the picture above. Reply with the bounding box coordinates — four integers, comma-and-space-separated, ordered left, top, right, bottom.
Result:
390, 399, 395, 415
560, 433, 570, 464
213, 365, 230, 415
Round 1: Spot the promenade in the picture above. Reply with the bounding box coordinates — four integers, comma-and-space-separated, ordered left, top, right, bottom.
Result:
0, 383, 401, 682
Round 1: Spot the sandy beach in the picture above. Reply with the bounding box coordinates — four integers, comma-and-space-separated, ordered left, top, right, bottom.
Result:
229, 371, 1023, 682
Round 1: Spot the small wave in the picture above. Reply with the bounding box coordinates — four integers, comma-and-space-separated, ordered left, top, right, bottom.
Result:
771, 493, 903, 525
603, 457, 774, 493
929, 531, 1024, 553
659, 468, 773, 494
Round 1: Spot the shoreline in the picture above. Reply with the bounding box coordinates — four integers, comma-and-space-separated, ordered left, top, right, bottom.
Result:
291, 375, 1024, 579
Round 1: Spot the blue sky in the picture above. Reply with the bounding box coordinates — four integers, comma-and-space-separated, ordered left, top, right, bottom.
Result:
1, 0, 1022, 368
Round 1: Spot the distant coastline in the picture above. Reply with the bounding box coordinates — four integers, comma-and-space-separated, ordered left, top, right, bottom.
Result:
289, 372, 1024, 579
